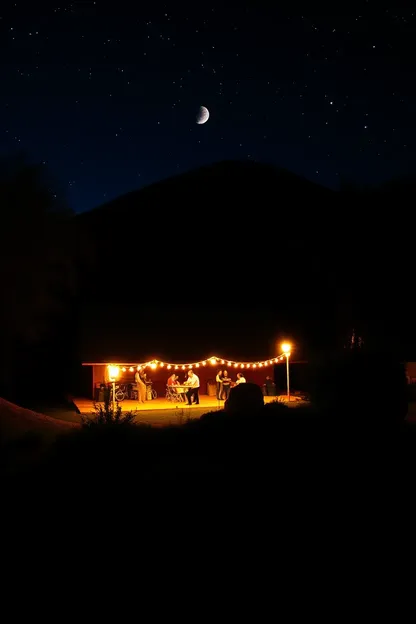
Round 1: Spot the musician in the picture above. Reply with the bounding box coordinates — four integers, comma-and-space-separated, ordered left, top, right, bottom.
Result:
221, 370, 232, 400
264, 375, 276, 396
184, 369, 200, 405
135, 367, 147, 403
167, 373, 179, 386
216, 370, 223, 400
235, 372, 246, 384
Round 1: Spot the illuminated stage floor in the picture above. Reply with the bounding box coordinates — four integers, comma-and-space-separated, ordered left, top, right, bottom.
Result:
73, 394, 281, 426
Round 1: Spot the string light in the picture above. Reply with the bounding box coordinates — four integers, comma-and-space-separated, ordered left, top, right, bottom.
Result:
106, 353, 289, 373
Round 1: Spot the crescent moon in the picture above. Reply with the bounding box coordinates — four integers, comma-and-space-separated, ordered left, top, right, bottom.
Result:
196, 106, 209, 125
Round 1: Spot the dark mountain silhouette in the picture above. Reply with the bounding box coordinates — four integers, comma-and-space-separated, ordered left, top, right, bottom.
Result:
77, 159, 335, 291
75, 160, 342, 363
81, 159, 333, 221
74, 160, 413, 365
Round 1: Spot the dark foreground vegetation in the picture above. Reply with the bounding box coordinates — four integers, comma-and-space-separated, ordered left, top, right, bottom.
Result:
2, 353, 414, 522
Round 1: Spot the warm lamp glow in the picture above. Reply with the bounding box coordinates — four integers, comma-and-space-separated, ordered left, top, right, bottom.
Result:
196, 363, 200, 367
129, 366, 134, 372
167, 365, 172, 370
281, 342, 291, 354
150, 362, 157, 370
210, 358, 216, 365
202, 361, 206, 366
108, 365, 120, 381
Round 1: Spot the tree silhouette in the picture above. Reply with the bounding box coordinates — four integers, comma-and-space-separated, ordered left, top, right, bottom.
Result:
0, 154, 82, 398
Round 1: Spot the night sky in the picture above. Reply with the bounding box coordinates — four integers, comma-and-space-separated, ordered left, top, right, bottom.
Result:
1, 2, 415, 213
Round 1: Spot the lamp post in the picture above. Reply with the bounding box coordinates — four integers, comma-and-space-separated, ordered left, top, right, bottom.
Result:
107, 365, 120, 413
281, 343, 291, 402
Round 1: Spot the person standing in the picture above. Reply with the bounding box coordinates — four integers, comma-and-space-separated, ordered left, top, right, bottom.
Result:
216, 369, 223, 400
135, 367, 146, 403
185, 369, 200, 405
221, 370, 232, 400
264, 375, 276, 396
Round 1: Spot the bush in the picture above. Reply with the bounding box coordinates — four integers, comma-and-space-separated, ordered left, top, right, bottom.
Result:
81, 395, 136, 428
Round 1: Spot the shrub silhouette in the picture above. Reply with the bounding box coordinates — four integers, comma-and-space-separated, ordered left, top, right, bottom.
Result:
82, 394, 136, 428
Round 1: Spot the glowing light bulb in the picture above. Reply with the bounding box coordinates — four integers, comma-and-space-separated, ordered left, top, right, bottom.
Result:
108, 365, 120, 381
210, 358, 216, 365
129, 367, 134, 372
202, 361, 206, 366
182, 365, 185, 370
150, 362, 157, 370
196, 363, 200, 367
167, 365, 172, 370
188, 364, 192, 368
221, 360, 225, 364
241, 364, 245, 368
160, 362, 164, 367
227, 361, 232, 366
234, 363, 238, 368
175, 365, 178, 370
121, 367, 126, 372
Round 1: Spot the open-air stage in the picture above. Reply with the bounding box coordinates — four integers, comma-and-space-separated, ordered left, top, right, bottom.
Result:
73, 394, 287, 426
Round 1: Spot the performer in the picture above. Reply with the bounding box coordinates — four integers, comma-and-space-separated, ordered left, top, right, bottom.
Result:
221, 370, 232, 400
167, 373, 179, 386
185, 369, 200, 405
264, 375, 276, 396
235, 372, 246, 384
135, 367, 147, 403
216, 369, 223, 400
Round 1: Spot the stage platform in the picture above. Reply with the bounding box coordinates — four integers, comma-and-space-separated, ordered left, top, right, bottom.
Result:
73, 394, 281, 426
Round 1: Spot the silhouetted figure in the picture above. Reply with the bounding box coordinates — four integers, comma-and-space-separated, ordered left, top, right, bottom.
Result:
264, 376, 276, 396
225, 382, 264, 414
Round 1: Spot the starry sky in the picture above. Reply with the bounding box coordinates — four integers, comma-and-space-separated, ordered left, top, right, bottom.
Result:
1, 1, 415, 213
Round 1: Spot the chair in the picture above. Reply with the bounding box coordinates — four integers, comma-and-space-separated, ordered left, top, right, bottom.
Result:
166, 385, 185, 402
